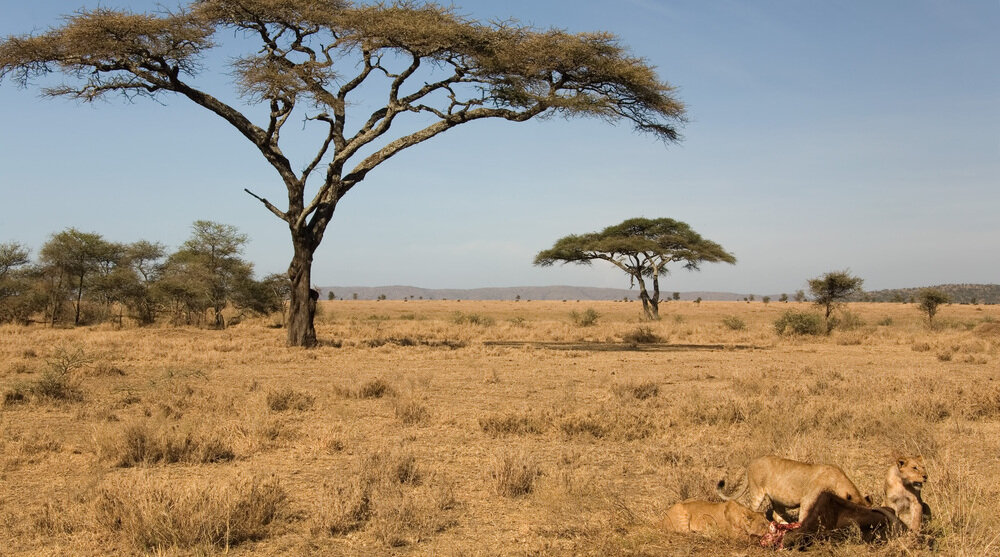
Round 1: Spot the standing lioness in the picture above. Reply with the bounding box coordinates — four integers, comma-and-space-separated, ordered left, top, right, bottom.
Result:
717, 455, 870, 524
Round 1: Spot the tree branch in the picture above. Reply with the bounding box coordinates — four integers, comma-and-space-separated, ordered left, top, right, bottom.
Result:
244, 188, 289, 222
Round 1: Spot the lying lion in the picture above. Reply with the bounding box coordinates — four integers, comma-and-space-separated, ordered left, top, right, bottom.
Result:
717, 455, 870, 524
662, 499, 769, 540
781, 490, 907, 548
884, 455, 931, 532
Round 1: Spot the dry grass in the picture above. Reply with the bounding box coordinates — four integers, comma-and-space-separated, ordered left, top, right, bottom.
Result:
0, 300, 998, 555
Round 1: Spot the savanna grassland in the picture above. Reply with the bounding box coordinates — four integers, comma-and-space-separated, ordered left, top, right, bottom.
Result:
2, 300, 999, 556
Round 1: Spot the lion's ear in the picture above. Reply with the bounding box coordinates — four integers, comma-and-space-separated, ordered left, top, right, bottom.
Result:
897, 458, 906, 468
864, 494, 874, 506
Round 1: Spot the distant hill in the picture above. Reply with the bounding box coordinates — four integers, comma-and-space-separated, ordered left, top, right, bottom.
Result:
317, 285, 751, 301
851, 284, 1000, 305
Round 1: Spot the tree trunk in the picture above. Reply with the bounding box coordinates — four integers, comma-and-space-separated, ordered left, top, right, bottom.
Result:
650, 273, 661, 320
286, 241, 318, 347
74, 270, 85, 325
635, 275, 658, 320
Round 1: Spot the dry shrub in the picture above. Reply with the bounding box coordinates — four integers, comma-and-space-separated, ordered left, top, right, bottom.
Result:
97, 419, 235, 467
7, 360, 35, 375
87, 361, 127, 377
937, 350, 954, 362
479, 410, 550, 436
559, 407, 657, 441
774, 310, 825, 335
491, 450, 540, 497
451, 312, 495, 326
266, 388, 315, 412
393, 398, 430, 425
361, 449, 422, 486
570, 308, 600, 327
973, 321, 1000, 337
95, 472, 286, 550
621, 326, 661, 344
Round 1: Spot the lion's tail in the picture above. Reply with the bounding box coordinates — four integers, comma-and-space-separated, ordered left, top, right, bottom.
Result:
716, 473, 749, 502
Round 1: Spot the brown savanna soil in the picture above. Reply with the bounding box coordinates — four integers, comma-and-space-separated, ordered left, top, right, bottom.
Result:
1, 301, 999, 556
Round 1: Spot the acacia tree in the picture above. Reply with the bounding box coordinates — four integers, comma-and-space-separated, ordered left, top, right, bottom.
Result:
534, 218, 735, 320
807, 270, 863, 333
916, 288, 949, 327
0, 1, 686, 347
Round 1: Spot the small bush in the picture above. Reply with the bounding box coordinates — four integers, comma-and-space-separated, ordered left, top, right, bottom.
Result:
266, 388, 315, 412
831, 310, 866, 331
721, 315, 746, 331
490, 450, 539, 498
95, 473, 286, 550
31, 369, 83, 401
3, 386, 29, 406
622, 326, 661, 344
937, 350, 954, 362
774, 310, 825, 335
570, 308, 600, 327
876, 316, 894, 326
912, 342, 932, 352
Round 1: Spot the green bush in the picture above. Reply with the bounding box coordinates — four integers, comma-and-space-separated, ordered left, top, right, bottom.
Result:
721, 315, 746, 331
774, 310, 825, 336
569, 308, 600, 327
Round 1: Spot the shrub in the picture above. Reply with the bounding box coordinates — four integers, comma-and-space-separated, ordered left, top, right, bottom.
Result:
95, 473, 286, 550
831, 310, 865, 331
569, 308, 600, 327
721, 315, 746, 331
99, 420, 235, 467
266, 388, 315, 412
621, 326, 661, 344
31, 369, 83, 401
876, 316, 894, 326
774, 310, 825, 335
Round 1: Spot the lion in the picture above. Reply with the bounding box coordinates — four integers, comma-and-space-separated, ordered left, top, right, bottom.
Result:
884, 455, 930, 532
662, 499, 770, 540
781, 491, 907, 548
717, 455, 870, 524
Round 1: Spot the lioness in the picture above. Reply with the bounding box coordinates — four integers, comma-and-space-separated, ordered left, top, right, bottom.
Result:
717, 455, 870, 524
884, 455, 930, 532
662, 499, 769, 540
781, 491, 907, 548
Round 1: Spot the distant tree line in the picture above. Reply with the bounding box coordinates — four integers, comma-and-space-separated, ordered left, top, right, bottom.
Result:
0, 221, 288, 328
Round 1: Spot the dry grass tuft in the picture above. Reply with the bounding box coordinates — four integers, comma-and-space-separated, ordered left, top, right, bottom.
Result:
491, 450, 540, 498
355, 378, 395, 399
393, 398, 431, 425
97, 419, 235, 467
95, 472, 286, 550
479, 410, 550, 436
613, 381, 659, 400
266, 388, 315, 412
621, 325, 661, 344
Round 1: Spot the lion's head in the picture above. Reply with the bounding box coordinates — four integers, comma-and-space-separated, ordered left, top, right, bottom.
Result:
895, 456, 928, 488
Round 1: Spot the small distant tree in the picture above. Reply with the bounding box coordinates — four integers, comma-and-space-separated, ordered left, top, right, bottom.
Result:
0, 241, 44, 324
807, 270, 864, 333
794, 290, 806, 303
762, 296, 771, 304
694, 297, 702, 305
352, 293, 358, 300
327, 291, 335, 301
891, 292, 905, 303
779, 293, 788, 303
916, 288, 949, 326
535, 217, 735, 320
672, 292, 680, 301
749, 294, 755, 302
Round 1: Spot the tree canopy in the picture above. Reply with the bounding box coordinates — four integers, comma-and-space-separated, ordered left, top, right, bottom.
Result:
534, 218, 735, 319
807, 270, 864, 333
1, 0, 686, 346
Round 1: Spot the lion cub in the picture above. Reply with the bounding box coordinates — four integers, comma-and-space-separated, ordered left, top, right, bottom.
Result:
884, 455, 930, 532
662, 499, 769, 540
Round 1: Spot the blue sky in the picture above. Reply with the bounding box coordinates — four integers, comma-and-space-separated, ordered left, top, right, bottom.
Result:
1, 1, 997, 294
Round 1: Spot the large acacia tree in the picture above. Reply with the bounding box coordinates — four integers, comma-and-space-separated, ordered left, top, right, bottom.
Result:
535, 218, 735, 320
0, 0, 685, 346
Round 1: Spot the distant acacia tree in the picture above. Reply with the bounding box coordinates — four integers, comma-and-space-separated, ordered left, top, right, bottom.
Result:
38, 229, 119, 325
807, 270, 864, 333
916, 288, 949, 327
0, 241, 44, 324
672, 292, 681, 301
0, 1, 685, 346
535, 218, 735, 320
762, 295, 771, 304
794, 290, 806, 303
779, 293, 788, 303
